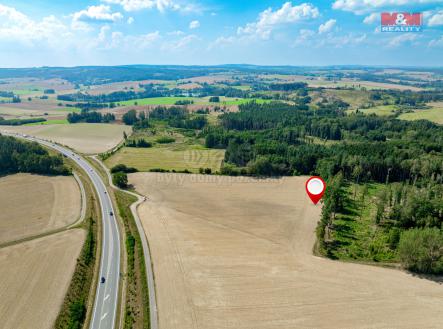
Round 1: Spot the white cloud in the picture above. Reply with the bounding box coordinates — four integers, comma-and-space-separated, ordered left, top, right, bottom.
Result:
387, 33, 419, 47
318, 19, 336, 34
132, 31, 161, 48
0, 4, 70, 46
428, 10, 443, 26
429, 35, 443, 47
363, 13, 378, 24
237, 2, 319, 39
95, 27, 161, 49
168, 30, 185, 36
163, 34, 198, 50
189, 20, 200, 29
332, 0, 443, 14
127, 16, 134, 24
208, 35, 236, 49
72, 5, 123, 24
101, 0, 185, 13
294, 29, 315, 45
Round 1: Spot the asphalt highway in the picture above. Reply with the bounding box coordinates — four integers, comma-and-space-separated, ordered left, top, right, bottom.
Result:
5, 133, 121, 329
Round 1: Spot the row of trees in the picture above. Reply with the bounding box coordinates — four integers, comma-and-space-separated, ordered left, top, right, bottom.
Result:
67, 109, 115, 123
0, 117, 46, 126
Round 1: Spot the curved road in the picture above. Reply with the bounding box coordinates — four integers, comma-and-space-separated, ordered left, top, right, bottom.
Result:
4, 133, 121, 329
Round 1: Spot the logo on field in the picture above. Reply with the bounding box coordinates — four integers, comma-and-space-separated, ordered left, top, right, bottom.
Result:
381, 12, 422, 32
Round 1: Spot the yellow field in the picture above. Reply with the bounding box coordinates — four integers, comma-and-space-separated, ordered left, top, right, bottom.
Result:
0, 174, 81, 245
131, 173, 443, 329
0, 123, 132, 154
0, 229, 85, 329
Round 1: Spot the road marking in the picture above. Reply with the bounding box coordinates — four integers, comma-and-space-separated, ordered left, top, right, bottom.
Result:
104, 294, 110, 301
101, 313, 108, 321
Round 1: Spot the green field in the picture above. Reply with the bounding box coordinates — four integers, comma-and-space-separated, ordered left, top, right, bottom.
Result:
12, 88, 42, 95
357, 105, 398, 116
105, 145, 224, 173
398, 105, 443, 124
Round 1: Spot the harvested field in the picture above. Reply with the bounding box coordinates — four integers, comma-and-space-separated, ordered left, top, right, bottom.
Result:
131, 173, 443, 329
0, 78, 74, 94
0, 100, 77, 118
179, 75, 234, 84
0, 123, 131, 154
0, 174, 81, 245
0, 229, 85, 329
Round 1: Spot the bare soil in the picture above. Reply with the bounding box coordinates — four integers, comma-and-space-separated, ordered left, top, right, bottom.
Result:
131, 173, 443, 329
0, 229, 85, 329
0, 123, 131, 154
0, 174, 81, 244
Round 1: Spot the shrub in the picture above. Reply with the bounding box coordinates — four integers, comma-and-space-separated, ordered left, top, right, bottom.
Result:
398, 228, 443, 274
111, 164, 138, 174
113, 172, 128, 188
155, 136, 175, 144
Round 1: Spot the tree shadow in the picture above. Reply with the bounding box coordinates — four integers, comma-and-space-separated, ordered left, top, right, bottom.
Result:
408, 272, 443, 284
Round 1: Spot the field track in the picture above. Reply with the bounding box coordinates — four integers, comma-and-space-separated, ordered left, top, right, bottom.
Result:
131, 173, 443, 329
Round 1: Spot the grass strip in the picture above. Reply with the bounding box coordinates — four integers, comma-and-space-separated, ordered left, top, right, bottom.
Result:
115, 190, 150, 329
54, 172, 99, 329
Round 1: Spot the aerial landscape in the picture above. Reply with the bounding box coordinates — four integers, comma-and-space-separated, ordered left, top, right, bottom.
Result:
0, 1, 442, 329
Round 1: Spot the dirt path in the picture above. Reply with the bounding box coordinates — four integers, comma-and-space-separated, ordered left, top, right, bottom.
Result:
0, 229, 85, 329
130, 173, 443, 329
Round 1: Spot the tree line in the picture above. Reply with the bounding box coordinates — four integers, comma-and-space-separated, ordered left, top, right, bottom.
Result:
67, 109, 115, 123
0, 135, 70, 176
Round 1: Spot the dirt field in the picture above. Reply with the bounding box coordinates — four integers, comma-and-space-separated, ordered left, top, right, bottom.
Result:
0, 229, 85, 329
0, 123, 131, 154
131, 173, 443, 329
0, 174, 81, 245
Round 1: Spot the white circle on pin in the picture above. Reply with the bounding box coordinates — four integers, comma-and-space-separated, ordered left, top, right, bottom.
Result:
307, 178, 324, 195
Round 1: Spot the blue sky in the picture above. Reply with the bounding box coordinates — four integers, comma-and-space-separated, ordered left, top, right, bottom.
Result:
0, 0, 442, 67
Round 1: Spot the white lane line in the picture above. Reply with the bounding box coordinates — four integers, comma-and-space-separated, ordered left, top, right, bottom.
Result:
101, 313, 108, 321
104, 294, 110, 301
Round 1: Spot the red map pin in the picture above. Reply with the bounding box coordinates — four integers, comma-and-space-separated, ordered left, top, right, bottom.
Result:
305, 176, 326, 205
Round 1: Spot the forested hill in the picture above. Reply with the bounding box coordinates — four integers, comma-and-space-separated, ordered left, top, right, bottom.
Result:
203, 101, 443, 184
0, 135, 70, 176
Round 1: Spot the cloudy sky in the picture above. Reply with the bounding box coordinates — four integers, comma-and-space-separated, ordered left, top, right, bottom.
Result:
1, 0, 442, 67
